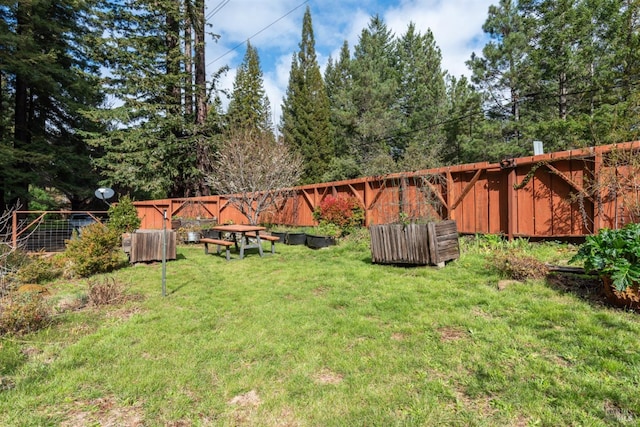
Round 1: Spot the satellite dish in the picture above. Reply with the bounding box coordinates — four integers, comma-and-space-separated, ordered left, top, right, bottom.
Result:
95, 187, 115, 205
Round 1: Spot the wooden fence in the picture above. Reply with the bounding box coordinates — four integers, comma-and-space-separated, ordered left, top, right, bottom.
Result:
134, 141, 640, 238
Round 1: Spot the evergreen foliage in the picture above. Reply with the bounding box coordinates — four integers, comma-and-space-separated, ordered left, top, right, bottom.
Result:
226, 42, 273, 136
107, 195, 141, 234
349, 15, 401, 175
394, 23, 448, 171
82, 0, 224, 200
0, 0, 104, 207
281, 6, 332, 184
467, 0, 640, 162
4, 1, 640, 204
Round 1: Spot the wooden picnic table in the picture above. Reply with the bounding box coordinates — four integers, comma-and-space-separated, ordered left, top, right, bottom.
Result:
211, 224, 266, 259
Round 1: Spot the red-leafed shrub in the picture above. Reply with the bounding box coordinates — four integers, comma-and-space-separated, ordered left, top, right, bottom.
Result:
313, 195, 364, 229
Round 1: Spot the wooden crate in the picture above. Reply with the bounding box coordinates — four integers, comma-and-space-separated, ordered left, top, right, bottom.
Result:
370, 220, 459, 266
129, 230, 177, 263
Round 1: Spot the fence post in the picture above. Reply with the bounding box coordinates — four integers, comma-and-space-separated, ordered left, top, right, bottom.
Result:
593, 150, 603, 233
507, 167, 517, 240
12, 210, 17, 249
446, 171, 455, 221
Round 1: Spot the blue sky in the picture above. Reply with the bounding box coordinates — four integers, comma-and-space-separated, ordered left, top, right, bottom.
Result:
205, 0, 497, 125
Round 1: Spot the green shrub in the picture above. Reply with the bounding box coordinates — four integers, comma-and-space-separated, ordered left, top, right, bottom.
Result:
0, 292, 50, 336
64, 223, 126, 278
107, 195, 141, 234
492, 251, 548, 281
16, 255, 62, 284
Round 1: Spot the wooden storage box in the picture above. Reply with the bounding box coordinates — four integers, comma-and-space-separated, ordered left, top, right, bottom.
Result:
369, 220, 459, 266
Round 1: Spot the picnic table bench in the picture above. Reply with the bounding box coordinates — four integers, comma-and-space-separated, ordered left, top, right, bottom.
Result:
202, 225, 276, 260
245, 232, 279, 254
200, 238, 234, 261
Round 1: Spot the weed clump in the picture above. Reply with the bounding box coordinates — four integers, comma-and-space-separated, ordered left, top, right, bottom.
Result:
87, 277, 127, 306
492, 251, 549, 281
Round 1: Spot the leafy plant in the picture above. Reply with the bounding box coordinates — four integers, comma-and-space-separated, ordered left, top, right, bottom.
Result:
107, 195, 141, 234
313, 195, 364, 231
16, 254, 63, 284
570, 222, 640, 291
309, 222, 341, 238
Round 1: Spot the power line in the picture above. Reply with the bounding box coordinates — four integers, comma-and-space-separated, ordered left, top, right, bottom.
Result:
207, 0, 309, 67
205, 0, 231, 21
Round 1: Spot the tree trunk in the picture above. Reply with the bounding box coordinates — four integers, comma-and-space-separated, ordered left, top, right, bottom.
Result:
12, 1, 32, 208
184, 11, 193, 117
166, 11, 181, 113
194, 0, 206, 125
559, 71, 567, 120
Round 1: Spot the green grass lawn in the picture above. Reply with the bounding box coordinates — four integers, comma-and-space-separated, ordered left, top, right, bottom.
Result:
1, 236, 639, 426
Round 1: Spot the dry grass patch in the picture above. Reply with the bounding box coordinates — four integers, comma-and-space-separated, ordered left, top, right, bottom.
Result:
391, 332, 406, 341
313, 368, 344, 385
106, 305, 144, 321
228, 389, 262, 407
60, 396, 144, 427
438, 326, 467, 342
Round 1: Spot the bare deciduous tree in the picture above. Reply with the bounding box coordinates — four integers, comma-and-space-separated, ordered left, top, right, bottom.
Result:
207, 131, 303, 225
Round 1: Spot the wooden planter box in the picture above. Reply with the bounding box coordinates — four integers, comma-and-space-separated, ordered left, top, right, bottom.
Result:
129, 230, 177, 263
369, 220, 459, 266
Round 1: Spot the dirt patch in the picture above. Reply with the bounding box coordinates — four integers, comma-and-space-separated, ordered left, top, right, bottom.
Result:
471, 307, 494, 320
21, 346, 42, 357
273, 407, 301, 427
391, 332, 406, 341
60, 396, 144, 427
313, 368, 344, 385
497, 280, 521, 291
106, 306, 144, 321
451, 387, 496, 418
55, 296, 85, 313
228, 389, 262, 407
604, 400, 636, 424
312, 286, 328, 296
438, 326, 467, 342
0, 376, 15, 391
227, 389, 263, 425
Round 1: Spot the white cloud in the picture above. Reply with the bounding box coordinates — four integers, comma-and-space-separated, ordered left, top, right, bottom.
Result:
385, 0, 493, 77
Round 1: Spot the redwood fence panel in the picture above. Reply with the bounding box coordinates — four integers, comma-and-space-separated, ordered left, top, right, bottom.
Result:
128, 141, 640, 238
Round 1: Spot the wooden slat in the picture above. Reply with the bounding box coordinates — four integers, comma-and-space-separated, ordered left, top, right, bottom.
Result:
130, 230, 176, 263
370, 221, 458, 266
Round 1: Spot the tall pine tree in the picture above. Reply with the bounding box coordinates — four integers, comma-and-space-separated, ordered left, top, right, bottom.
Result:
280, 6, 332, 184
226, 41, 273, 136
395, 23, 448, 171
0, 0, 104, 207
349, 15, 401, 175
85, 0, 221, 199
